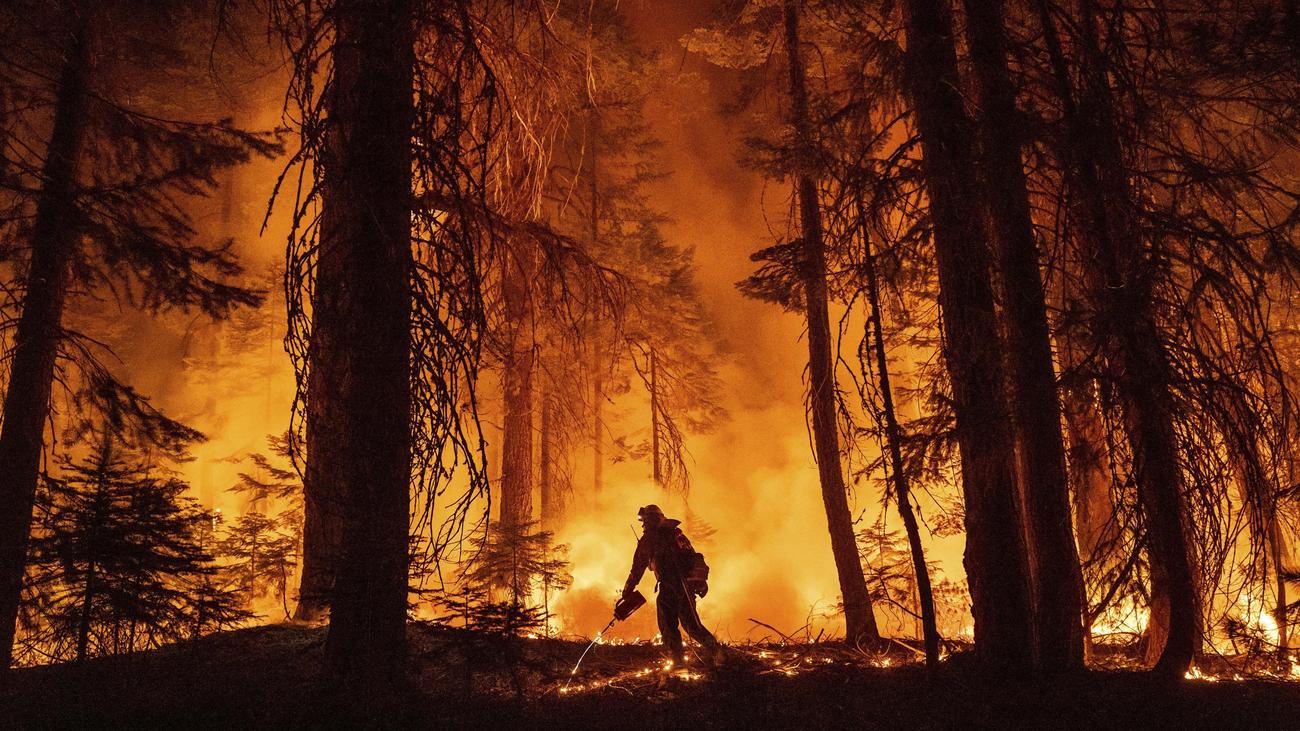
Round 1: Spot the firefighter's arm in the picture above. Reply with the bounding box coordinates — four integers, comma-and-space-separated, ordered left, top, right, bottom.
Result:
622, 537, 649, 595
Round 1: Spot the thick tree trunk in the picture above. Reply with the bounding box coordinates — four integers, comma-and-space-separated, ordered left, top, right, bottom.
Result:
1033, 0, 1199, 676
499, 246, 535, 531
963, 0, 1085, 670
1058, 333, 1119, 659
295, 189, 348, 622
539, 393, 562, 528
860, 208, 941, 668
320, 0, 414, 687
0, 19, 92, 668
901, 0, 1035, 671
782, 0, 880, 646
1059, 335, 1117, 574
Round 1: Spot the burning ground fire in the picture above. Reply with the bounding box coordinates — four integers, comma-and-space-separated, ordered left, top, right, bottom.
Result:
553, 639, 919, 697
550, 637, 1300, 691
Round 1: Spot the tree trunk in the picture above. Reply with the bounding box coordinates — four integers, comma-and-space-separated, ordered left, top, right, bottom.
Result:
0, 18, 92, 668
900, 0, 1035, 671
650, 348, 663, 489
860, 205, 941, 668
592, 347, 604, 496
782, 0, 880, 646
1058, 332, 1119, 659
499, 247, 535, 531
1058, 334, 1117, 575
1034, 0, 1199, 677
77, 475, 108, 663
320, 0, 414, 687
962, 0, 1085, 670
539, 393, 561, 528
1270, 516, 1289, 656
295, 185, 350, 622
588, 109, 603, 497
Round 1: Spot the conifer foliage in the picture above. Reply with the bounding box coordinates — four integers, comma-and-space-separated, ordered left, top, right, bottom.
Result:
22, 433, 233, 664
0, 0, 277, 666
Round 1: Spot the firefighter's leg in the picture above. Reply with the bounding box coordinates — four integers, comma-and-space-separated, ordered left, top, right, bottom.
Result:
677, 589, 721, 658
657, 589, 685, 665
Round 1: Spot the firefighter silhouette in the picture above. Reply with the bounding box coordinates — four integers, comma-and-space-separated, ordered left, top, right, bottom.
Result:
621, 504, 723, 667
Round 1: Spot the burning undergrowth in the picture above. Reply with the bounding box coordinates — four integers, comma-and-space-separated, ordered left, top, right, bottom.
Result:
409, 619, 929, 702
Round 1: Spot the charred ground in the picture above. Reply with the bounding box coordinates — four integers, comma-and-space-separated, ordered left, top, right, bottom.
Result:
4, 623, 1298, 729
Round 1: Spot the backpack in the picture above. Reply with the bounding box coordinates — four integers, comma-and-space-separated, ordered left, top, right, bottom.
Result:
671, 528, 710, 597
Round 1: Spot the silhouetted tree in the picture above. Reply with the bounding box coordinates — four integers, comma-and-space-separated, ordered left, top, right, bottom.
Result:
962, 0, 1084, 669
0, 0, 275, 666
898, 0, 1037, 671
777, 0, 881, 648
219, 511, 298, 618
25, 434, 219, 662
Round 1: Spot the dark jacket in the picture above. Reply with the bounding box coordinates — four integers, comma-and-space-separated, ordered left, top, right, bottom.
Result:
623, 518, 694, 594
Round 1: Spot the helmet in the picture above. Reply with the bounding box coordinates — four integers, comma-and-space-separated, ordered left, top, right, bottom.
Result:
637, 504, 665, 520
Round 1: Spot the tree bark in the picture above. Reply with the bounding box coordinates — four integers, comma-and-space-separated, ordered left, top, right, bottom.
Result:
1059, 334, 1117, 574
295, 185, 348, 622
650, 348, 662, 489
962, 0, 1085, 670
588, 109, 603, 497
320, 0, 414, 687
1270, 517, 1289, 656
900, 0, 1035, 671
499, 247, 535, 531
860, 206, 941, 668
782, 0, 880, 646
539, 393, 562, 528
1058, 332, 1119, 658
592, 348, 604, 496
0, 17, 92, 668
1033, 0, 1199, 676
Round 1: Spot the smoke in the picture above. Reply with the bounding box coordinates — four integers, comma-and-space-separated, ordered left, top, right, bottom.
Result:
536, 0, 973, 643
551, 405, 852, 643
93, 1, 972, 642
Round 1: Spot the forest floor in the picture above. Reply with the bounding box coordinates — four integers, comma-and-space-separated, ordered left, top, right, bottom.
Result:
4, 622, 1300, 729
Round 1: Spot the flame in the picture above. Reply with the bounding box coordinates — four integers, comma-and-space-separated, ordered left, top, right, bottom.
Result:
1090, 598, 1150, 642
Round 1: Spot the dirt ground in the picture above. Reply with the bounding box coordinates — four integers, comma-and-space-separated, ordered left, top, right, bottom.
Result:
4, 623, 1300, 729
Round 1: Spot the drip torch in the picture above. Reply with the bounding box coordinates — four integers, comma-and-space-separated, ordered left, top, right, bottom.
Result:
563, 589, 646, 691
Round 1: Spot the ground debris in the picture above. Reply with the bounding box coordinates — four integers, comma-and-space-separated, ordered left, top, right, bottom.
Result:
5, 622, 1300, 729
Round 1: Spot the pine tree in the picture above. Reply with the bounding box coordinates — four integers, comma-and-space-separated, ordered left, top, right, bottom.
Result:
898, 0, 1035, 671
778, 0, 881, 648
218, 511, 298, 618
859, 220, 941, 668
224, 434, 303, 618
0, 0, 277, 666
455, 520, 570, 635
961, 0, 1084, 669
691, 0, 881, 646
1032, 0, 1200, 675
24, 433, 219, 662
